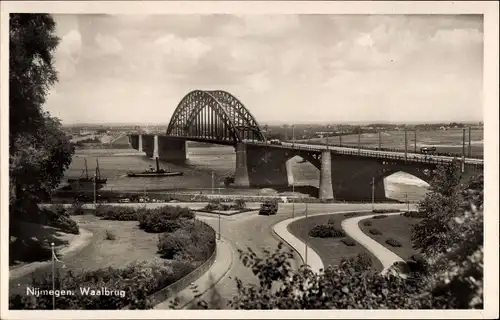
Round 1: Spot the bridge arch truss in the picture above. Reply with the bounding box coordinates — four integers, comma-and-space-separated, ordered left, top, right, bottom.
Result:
166, 90, 266, 144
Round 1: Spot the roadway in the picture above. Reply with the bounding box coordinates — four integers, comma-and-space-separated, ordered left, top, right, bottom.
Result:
186, 202, 409, 309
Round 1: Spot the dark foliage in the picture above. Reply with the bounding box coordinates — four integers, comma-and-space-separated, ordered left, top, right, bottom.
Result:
308, 224, 345, 238
372, 209, 400, 213
386, 238, 402, 247
372, 214, 389, 219
341, 238, 356, 247
362, 220, 373, 226
368, 228, 382, 236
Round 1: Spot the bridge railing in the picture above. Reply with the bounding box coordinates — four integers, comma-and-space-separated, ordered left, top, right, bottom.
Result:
288, 140, 484, 160
248, 141, 483, 168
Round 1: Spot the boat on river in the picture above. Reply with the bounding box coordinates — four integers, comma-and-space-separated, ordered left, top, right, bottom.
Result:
68, 158, 107, 184
127, 157, 183, 177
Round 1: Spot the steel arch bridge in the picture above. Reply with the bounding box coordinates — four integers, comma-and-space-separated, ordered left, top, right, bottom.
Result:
166, 90, 267, 145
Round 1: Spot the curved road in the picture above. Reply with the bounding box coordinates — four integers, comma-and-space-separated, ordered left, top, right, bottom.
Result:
191, 202, 409, 309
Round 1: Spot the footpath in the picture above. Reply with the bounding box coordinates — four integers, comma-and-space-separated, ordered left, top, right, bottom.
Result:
273, 210, 405, 275
155, 237, 234, 309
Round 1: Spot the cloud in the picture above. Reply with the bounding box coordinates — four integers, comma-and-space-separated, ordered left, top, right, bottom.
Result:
46, 14, 484, 124
54, 29, 82, 79
95, 33, 123, 55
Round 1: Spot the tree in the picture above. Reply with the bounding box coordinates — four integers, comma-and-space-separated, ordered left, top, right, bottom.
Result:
411, 162, 464, 257
9, 14, 74, 221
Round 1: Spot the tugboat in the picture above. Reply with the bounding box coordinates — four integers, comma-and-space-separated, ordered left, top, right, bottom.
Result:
127, 157, 183, 177
68, 158, 107, 184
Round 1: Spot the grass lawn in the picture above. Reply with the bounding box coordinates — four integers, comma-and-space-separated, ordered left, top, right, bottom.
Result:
10, 214, 165, 295
358, 214, 422, 261
287, 212, 384, 272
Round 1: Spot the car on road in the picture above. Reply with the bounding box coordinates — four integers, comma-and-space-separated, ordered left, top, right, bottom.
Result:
259, 199, 279, 215
420, 146, 437, 155
269, 139, 282, 145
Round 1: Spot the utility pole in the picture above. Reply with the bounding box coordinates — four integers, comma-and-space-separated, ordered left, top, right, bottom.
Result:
371, 177, 375, 211
305, 203, 308, 266
468, 127, 472, 157
357, 131, 361, 154
404, 127, 408, 161
378, 130, 382, 149
218, 210, 221, 240
211, 171, 215, 194
462, 128, 466, 173
414, 129, 417, 153
406, 193, 410, 212
93, 173, 97, 209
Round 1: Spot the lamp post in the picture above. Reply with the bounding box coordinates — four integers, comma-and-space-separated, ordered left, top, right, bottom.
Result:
404, 127, 408, 162
305, 203, 309, 266
211, 171, 214, 194
371, 177, 375, 211
468, 127, 472, 157
51, 243, 55, 310
93, 173, 97, 209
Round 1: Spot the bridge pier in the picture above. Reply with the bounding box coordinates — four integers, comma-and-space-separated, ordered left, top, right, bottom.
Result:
153, 135, 159, 158
319, 150, 334, 200
286, 159, 295, 186
141, 135, 155, 157
138, 134, 143, 153
157, 136, 188, 162
234, 143, 250, 187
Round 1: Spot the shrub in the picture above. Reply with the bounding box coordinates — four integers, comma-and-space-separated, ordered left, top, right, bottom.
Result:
341, 238, 356, 246
309, 224, 345, 238
138, 206, 195, 233
362, 220, 372, 226
385, 238, 402, 247
68, 201, 85, 215
105, 229, 116, 240
372, 209, 400, 213
343, 212, 360, 218
157, 220, 216, 261
233, 199, 246, 210
372, 214, 388, 219
38, 208, 79, 235
406, 254, 429, 275
95, 205, 138, 221
353, 252, 373, 271
327, 218, 336, 225
369, 228, 382, 236
9, 261, 176, 310
402, 210, 427, 219
391, 261, 411, 274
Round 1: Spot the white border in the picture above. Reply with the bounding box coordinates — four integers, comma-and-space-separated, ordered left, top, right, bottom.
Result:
1, 1, 498, 319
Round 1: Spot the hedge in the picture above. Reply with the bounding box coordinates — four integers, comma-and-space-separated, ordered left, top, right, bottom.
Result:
372, 214, 389, 219
341, 238, 356, 246
402, 210, 427, 219
372, 209, 400, 214
385, 238, 402, 247
309, 224, 345, 238
138, 206, 195, 233
362, 220, 372, 227
343, 212, 361, 218
369, 228, 382, 236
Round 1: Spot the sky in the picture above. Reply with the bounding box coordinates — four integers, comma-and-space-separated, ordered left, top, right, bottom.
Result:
45, 14, 484, 125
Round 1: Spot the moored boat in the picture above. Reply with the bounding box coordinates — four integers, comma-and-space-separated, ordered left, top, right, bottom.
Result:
127, 157, 183, 177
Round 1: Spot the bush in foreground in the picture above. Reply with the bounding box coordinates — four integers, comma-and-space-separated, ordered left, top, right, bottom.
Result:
158, 220, 216, 261
138, 206, 195, 233
308, 224, 345, 238
9, 261, 182, 310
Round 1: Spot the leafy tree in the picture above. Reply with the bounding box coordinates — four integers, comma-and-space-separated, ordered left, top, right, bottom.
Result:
411, 162, 463, 257
9, 14, 74, 224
